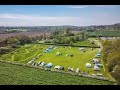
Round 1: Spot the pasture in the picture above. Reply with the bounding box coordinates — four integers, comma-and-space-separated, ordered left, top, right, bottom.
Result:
0, 44, 107, 78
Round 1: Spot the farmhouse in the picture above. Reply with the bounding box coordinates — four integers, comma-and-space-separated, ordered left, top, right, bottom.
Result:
86, 63, 92, 68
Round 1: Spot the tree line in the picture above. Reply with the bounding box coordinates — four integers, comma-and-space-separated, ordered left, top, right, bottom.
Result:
102, 39, 120, 84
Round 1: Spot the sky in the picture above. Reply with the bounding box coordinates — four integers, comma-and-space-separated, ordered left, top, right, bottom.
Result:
0, 5, 120, 26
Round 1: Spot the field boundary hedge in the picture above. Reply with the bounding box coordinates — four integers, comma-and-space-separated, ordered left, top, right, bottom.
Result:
34, 43, 100, 48
0, 60, 115, 83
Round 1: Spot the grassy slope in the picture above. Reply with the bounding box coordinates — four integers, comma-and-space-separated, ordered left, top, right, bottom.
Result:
0, 62, 113, 85
0, 44, 48, 63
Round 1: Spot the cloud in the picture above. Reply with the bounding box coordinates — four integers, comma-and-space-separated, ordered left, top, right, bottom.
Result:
95, 5, 120, 8
66, 5, 88, 9
0, 13, 119, 26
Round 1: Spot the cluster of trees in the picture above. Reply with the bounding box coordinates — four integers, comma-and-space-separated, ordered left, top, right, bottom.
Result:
50, 29, 89, 45
102, 39, 120, 84
4, 35, 32, 45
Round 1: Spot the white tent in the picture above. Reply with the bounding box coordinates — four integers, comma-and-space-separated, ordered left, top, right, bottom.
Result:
79, 48, 85, 50
76, 68, 79, 73
55, 65, 61, 69
57, 52, 62, 56
94, 65, 100, 71
86, 63, 92, 68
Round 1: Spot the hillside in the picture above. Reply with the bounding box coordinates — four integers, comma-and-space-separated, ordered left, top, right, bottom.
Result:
0, 61, 113, 85
0, 23, 120, 32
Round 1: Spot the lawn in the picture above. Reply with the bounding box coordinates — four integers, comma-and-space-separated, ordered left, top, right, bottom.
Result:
0, 61, 113, 85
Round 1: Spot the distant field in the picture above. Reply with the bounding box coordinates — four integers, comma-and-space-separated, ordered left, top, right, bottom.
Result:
87, 30, 120, 37
73, 40, 97, 47
0, 31, 50, 41
37, 39, 98, 47
0, 44, 107, 78
0, 62, 113, 85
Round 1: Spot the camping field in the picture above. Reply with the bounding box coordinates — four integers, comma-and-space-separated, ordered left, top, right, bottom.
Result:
0, 61, 113, 85
0, 44, 108, 78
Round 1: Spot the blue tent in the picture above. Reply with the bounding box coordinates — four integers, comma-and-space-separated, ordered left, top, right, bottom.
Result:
96, 52, 101, 54
46, 63, 53, 68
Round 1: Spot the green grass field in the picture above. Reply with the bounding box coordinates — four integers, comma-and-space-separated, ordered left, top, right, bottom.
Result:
0, 44, 48, 63
73, 40, 97, 47
87, 30, 120, 37
0, 44, 107, 78
0, 62, 113, 85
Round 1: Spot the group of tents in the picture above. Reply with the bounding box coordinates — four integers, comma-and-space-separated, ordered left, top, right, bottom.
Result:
86, 58, 103, 71
68, 67, 80, 73
43, 46, 54, 53
27, 56, 38, 65
56, 52, 73, 57
30, 61, 53, 68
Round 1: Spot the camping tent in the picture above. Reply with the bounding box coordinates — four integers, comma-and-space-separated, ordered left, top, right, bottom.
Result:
86, 63, 92, 68
94, 65, 100, 71
95, 64, 103, 67
40, 62, 44, 67
46, 63, 53, 68
93, 59, 99, 64
79, 48, 85, 51
76, 68, 79, 73
57, 52, 62, 56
